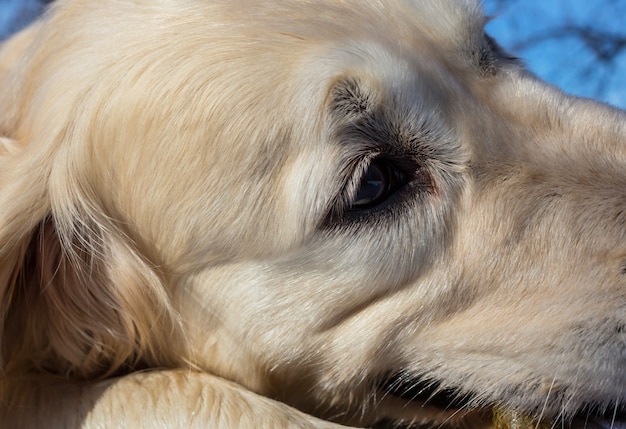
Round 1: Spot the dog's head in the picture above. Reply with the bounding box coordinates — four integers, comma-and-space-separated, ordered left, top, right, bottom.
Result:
0, 0, 624, 427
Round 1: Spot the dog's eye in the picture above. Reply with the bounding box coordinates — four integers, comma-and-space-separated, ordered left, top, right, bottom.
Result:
348, 158, 406, 211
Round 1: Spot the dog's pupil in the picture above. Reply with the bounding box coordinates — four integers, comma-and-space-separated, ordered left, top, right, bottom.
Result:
351, 160, 389, 209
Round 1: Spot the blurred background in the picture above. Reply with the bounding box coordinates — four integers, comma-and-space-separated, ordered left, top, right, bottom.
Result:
484, 0, 626, 109
1, 0, 625, 109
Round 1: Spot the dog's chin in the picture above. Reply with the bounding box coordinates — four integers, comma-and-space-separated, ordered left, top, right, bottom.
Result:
371, 374, 626, 429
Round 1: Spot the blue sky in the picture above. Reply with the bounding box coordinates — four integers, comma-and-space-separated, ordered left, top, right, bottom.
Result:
483, 0, 626, 109
0, 0, 44, 37
1, 0, 625, 109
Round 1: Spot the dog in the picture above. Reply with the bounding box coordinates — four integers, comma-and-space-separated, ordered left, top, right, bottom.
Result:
0, 0, 624, 427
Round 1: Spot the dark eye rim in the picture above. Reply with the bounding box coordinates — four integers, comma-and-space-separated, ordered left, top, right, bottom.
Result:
323, 154, 429, 226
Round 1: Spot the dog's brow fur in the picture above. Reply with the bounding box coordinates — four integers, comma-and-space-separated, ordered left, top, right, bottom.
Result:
0, 0, 624, 428
330, 78, 373, 118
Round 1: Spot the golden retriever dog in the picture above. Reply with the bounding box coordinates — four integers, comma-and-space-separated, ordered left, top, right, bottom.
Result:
0, 0, 624, 428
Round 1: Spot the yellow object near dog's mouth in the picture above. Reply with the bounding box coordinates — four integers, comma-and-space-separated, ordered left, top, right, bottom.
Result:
492, 407, 549, 429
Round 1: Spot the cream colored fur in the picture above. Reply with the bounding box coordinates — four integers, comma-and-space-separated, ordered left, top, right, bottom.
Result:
0, 0, 624, 428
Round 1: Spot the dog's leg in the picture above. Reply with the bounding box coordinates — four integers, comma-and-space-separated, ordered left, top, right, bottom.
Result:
2, 370, 353, 428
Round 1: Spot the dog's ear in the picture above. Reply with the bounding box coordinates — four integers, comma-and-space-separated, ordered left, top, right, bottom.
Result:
0, 149, 185, 381
0, 85, 184, 385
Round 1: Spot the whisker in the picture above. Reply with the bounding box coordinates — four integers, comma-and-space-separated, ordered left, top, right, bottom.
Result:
609, 398, 619, 429
536, 376, 556, 429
